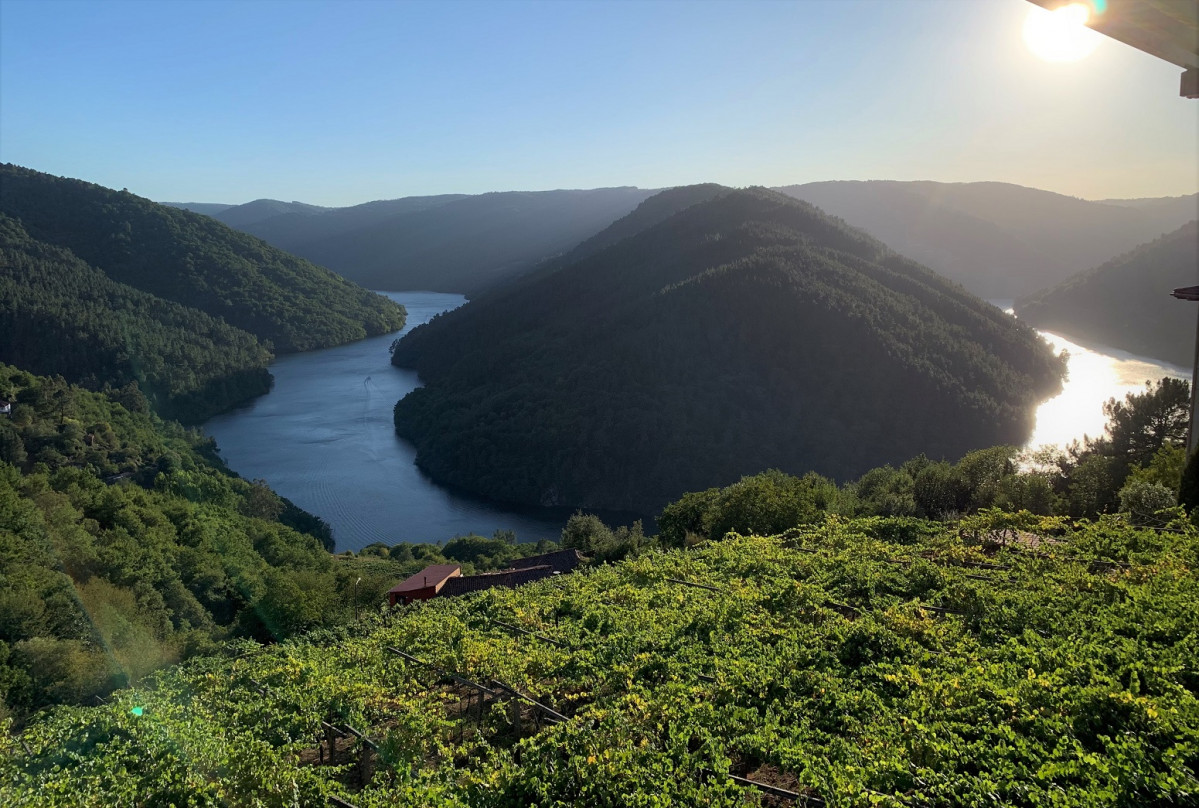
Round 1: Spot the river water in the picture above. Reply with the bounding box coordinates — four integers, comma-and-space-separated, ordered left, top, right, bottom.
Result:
205, 292, 570, 552
204, 292, 1189, 552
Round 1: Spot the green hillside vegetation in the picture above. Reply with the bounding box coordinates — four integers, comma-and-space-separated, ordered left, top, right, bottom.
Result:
4, 510, 1196, 807
776, 181, 1197, 300
392, 186, 1065, 514
0, 164, 406, 354
0, 215, 272, 422
0, 363, 576, 722
0, 364, 415, 720
3, 371, 1194, 803
1016, 221, 1199, 367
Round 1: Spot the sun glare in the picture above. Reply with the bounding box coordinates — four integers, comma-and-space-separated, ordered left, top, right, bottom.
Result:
1023, 3, 1102, 63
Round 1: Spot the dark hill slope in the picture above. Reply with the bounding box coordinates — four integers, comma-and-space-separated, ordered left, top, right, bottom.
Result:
0, 164, 405, 353
0, 215, 271, 422
392, 187, 1064, 514
214, 187, 656, 294
776, 181, 1197, 300
1015, 221, 1199, 366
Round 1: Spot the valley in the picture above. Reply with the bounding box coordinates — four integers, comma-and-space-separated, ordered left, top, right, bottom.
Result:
201, 291, 1189, 552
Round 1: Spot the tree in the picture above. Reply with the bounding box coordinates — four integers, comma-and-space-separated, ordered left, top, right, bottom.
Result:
1118, 479, 1177, 526
561, 512, 614, 555
657, 488, 719, 547
912, 462, 967, 519
1098, 378, 1189, 472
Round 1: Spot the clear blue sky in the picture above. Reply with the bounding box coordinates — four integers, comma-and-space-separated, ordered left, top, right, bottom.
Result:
1, 0, 1195, 206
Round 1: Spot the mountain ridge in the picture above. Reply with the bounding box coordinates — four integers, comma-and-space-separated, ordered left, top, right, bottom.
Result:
775, 180, 1197, 300
1015, 220, 1199, 367
391, 185, 1064, 514
0, 164, 406, 421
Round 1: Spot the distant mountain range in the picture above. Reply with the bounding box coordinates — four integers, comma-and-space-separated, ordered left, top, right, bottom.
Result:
776, 181, 1197, 300
1, 164, 406, 421
175, 181, 1196, 302
391, 185, 1064, 514
1016, 221, 1199, 367
170, 189, 656, 294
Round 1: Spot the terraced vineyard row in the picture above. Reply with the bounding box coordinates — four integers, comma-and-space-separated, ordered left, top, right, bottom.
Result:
3, 513, 1197, 807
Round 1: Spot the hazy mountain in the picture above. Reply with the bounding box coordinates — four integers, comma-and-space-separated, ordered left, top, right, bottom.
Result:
391, 186, 1064, 514
203, 187, 656, 294
775, 181, 1197, 300
209, 198, 332, 228
1016, 220, 1199, 367
162, 201, 234, 216
1097, 194, 1199, 220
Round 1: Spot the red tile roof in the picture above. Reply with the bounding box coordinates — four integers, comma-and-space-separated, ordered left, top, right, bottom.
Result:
388, 564, 461, 595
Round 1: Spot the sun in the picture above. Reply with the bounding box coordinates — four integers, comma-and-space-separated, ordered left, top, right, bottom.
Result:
1023, 3, 1103, 63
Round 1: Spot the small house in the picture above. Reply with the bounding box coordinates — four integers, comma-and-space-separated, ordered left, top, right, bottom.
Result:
385, 549, 583, 606
387, 564, 461, 606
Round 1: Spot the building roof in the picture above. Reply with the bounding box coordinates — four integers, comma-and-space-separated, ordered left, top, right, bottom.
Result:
388, 564, 461, 595
440, 565, 556, 597
509, 548, 582, 574
1028, 0, 1199, 95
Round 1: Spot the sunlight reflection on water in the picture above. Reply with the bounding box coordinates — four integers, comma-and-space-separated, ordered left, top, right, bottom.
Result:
1024, 327, 1189, 452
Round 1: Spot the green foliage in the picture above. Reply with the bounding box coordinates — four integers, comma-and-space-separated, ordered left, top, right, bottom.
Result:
0, 164, 406, 352
0, 164, 405, 422
393, 186, 1064, 514
0, 364, 396, 720
1057, 379, 1191, 518
0, 214, 272, 422
1117, 480, 1177, 526
561, 512, 645, 562
4, 514, 1196, 806
1098, 377, 1190, 474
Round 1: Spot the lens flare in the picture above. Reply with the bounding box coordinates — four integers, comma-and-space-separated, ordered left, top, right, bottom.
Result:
1024, 3, 1102, 63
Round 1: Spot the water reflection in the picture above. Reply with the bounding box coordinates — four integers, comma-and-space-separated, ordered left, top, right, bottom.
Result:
1023, 326, 1188, 453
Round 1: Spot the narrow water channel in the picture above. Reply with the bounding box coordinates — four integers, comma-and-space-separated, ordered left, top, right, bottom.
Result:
204, 292, 569, 552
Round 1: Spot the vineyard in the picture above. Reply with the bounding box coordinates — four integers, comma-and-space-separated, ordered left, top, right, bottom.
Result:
3, 512, 1197, 807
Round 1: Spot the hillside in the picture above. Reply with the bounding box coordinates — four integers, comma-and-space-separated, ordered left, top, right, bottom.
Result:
0, 164, 406, 354
775, 181, 1197, 300
0, 363, 395, 718
1015, 221, 1199, 366
4, 512, 1195, 806
391, 186, 1065, 514
207, 187, 656, 294
214, 194, 466, 241
0, 215, 273, 421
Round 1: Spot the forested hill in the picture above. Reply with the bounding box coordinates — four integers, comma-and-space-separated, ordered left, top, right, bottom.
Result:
0, 363, 373, 718
0, 164, 406, 353
392, 186, 1065, 515
1015, 220, 1199, 366
204, 187, 656, 294
776, 181, 1197, 300
0, 215, 271, 422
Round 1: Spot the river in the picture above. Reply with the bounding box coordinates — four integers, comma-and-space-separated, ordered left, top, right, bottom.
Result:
204, 292, 1189, 552
204, 292, 570, 552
